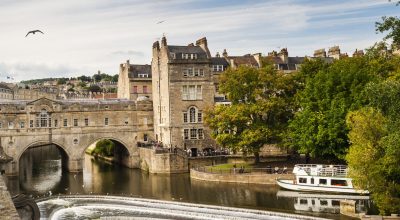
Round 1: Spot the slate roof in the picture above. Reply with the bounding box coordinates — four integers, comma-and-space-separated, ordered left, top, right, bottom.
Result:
168, 45, 208, 59
128, 64, 152, 79
226, 56, 259, 67
211, 57, 229, 66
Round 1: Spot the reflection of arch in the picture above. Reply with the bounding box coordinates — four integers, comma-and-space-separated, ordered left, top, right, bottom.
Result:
17, 140, 70, 162
81, 136, 131, 158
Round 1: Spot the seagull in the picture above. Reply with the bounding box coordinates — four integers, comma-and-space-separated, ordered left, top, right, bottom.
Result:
156, 20, 165, 24
25, 30, 44, 37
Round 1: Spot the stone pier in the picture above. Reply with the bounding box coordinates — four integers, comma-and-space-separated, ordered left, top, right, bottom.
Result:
0, 176, 20, 219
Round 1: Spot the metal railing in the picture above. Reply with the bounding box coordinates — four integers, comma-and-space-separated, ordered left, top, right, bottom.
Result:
193, 166, 293, 175
295, 164, 348, 177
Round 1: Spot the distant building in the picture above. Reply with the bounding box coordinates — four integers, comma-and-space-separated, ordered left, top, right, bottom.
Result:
0, 83, 13, 100
117, 60, 152, 101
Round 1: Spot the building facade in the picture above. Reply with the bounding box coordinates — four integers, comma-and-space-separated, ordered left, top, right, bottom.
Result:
117, 60, 152, 101
151, 37, 216, 155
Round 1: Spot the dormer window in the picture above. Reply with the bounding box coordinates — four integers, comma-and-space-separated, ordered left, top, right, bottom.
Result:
170, 53, 176, 59
182, 53, 197, 59
212, 65, 224, 72
138, 73, 149, 78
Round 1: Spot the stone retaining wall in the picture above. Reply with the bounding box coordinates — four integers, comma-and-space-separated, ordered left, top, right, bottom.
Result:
0, 176, 20, 219
190, 168, 294, 185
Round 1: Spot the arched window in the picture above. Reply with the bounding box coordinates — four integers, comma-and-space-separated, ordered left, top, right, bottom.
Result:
37, 109, 51, 127
183, 106, 202, 123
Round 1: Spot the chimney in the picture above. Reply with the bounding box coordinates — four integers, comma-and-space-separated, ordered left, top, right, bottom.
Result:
161, 36, 167, 47
215, 52, 220, 57
313, 49, 326, 58
278, 48, 288, 63
196, 37, 211, 58
253, 53, 262, 67
328, 46, 341, 59
188, 43, 194, 46
268, 50, 278, 57
222, 49, 228, 57
126, 60, 130, 65
153, 41, 160, 50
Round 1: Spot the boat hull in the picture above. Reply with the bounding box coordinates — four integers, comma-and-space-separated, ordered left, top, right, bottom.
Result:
276, 179, 369, 194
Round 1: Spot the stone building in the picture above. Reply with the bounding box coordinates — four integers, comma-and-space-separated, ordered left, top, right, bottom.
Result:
117, 60, 152, 101
0, 84, 13, 100
152, 37, 216, 156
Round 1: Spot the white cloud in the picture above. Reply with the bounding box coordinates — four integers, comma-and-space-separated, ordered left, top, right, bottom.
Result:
0, 0, 395, 81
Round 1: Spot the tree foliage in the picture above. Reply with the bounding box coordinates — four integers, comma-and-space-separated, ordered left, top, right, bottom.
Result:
205, 65, 300, 162
346, 80, 400, 214
287, 57, 383, 160
94, 139, 115, 157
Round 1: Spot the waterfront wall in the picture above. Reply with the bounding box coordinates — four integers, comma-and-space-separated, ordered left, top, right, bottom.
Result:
190, 168, 294, 185
139, 148, 188, 174
0, 176, 20, 220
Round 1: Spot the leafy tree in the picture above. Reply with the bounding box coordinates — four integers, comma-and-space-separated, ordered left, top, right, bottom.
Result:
205, 65, 300, 163
57, 78, 67, 85
93, 73, 102, 82
78, 81, 87, 88
112, 74, 119, 82
376, 1, 400, 47
287, 57, 380, 160
94, 139, 115, 157
88, 85, 101, 93
77, 75, 92, 82
346, 81, 400, 214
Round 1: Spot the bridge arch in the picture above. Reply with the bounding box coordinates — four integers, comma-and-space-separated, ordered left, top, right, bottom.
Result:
80, 136, 133, 159
17, 140, 71, 164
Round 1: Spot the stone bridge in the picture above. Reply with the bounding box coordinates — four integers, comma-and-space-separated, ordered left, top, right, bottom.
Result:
0, 97, 154, 175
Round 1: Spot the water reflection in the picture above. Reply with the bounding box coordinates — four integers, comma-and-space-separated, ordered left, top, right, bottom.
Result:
9, 145, 375, 219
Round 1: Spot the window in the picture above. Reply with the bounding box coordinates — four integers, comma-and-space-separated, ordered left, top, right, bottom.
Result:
299, 199, 308, 205
331, 179, 348, 186
30, 120, 33, 128
189, 107, 196, 123
182, 85, 202, 100
311, 178, 314, 184
20, 122, 25, 128
188, 68, 194, 77
63, 119, 68, 127
319, 179, 327, 185
138, 73, 149, 78
183, 112, 188, 123
198, 69, 204, 76
196, 85, 202, 99
105, 117, 109, 125
85, 118, 89, 126
170, 53, 176, 59
182, 53, 189, 59
198, 112, 202, 122
74, 119, 78, 127
213, 65, 224, 72
133, 86, 138, 93
38, 109, 50, 127
8, 122, 14, 128
332, 200, 340, 206
198, 129, 204, 139
320, 200, 328, 206
299, 178, 307, 184
184, 129, 189, 140
182, 86, 188, 100
143, 86, 148, 94
190, 129, 197, 139
0, 122, 2, 128
54, 119, 58, 127
144, 134, 148, 142
191, 53, 197, 59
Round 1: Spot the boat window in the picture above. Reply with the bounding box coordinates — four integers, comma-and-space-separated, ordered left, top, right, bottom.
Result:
331, 179, 348, 186
311, 178, 314, 184
299, 178, 307, 184
311, 200, 315, 205
320, 200, 328, 206
300, 199, 308, 205
319, 179, 327, 185
332, 200, 340, 206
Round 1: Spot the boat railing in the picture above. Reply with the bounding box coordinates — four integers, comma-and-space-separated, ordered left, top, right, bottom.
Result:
294, 164, 348, 177
193, 166, 293, 175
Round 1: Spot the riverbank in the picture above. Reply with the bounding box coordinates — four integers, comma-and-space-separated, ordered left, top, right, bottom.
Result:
190, 167, 294, 185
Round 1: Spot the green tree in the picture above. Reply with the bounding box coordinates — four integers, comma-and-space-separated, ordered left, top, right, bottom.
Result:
88, 85, 101, 93
287, 57, 380, 160
57, 78, 67, 85
94, 139, 115, 157
78, 81, 87, 88
376, 1, 400, 47
205, 65, 299, 163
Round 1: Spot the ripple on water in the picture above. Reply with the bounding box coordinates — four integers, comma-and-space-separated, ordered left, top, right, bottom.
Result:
37, 195, 327, 220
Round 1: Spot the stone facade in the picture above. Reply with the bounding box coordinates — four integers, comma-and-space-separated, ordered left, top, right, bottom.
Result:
117, 60, 152, 101
152, 37, 216, 154
0, 97, 153, 175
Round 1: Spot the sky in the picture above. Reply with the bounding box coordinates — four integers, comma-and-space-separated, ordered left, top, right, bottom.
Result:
0, 0, 398, 82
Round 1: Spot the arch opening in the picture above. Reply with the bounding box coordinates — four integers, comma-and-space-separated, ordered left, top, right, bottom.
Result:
18, 143, 69, 194
84, 138, 131, 168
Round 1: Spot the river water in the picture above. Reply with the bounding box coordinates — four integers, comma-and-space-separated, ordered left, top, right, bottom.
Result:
7, 145, 376, 220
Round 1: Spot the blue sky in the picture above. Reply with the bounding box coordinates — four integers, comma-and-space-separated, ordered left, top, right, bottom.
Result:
0, 0, 398, 81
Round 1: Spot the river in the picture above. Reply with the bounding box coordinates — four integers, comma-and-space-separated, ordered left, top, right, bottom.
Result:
6, 145, 376, 220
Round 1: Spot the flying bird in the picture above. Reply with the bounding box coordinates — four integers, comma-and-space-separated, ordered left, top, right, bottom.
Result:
156, 20, 165, 24
25, 30, 44, 37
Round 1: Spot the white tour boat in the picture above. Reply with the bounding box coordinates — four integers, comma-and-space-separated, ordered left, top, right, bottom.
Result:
276, 164, 369, 194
